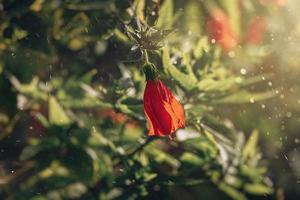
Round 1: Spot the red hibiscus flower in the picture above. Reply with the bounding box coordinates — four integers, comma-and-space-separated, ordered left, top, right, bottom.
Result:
143, 64, 185, 137
207, 9, 238, 50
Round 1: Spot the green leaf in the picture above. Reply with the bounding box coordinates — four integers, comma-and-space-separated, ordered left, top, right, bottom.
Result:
180, 152, 204, 166
219, 182, 247, 200
32, 112, 49, 128
148, 29, 173, 44
240, 73, 274, 87
213, 90, 275, 104
183, 137, 218, 159
30, 196, 48, 200
244, 183, 273, 195
203, 130, 218, 148
48, 96, 71, 125
133, 0, 145, 22
146, 147, 180, 168
79, 69, 97, 84
114, 28, 130, 42
193, 37, 210, 59
218, 0, 241, 36
20, 138, 60, 161
161, 177, 205, 186
144, 173, 157, 182
9, 75, 47, 100
183, 1, 203, 35
116, 97, 143, 119
156, 0, 173, 29
185, 104, 206, 121
162, 47, 198, 90
66, 2, 113, 11
88, 127, 118, 153
197, 77, 237, 92
240, 165, 267, 179
242, 130, 259, 163
42, 176, 76, 190
20, 145, 44, 161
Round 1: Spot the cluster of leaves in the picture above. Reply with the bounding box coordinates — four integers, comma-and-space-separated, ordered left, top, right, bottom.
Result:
0, 0, 278, 200
3, 68, 273, 200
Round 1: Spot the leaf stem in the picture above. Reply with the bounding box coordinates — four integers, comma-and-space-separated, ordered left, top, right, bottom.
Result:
143, 49, 149, 64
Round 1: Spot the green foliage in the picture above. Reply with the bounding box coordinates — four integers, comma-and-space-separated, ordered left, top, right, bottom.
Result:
48, 96, 71, 126
156, 0, 174, 29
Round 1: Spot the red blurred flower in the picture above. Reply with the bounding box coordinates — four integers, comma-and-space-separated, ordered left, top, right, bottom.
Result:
143, 80, 185, 137
245, 16, 266, 45
98, 108, 138, 128
260, 0, 288, 7
99, 108, 127, 123
207, 9, 238, 50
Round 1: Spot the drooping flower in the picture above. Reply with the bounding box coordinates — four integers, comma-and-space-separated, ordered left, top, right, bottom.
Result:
143, 64, 185, 137
207, 9, 238, 50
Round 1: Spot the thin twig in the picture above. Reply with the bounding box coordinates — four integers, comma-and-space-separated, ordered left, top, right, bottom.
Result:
127, 137, 156, 158
143, 49, 150, 64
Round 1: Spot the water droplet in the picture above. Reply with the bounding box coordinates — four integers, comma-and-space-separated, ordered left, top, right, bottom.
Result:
261, 104, 266, 109
268, 81, 272, 86
208, 106, 213, 111
228, 51, 235, 58
211, 39, 216, 44
286, 112, 292, 118
235, 77, 242, 83
249, 98, 255, 103
240, 68, 247, 75
125, 179, 131, 185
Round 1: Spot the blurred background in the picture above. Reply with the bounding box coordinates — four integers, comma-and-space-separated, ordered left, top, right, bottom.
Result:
0, 0, 299, 199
